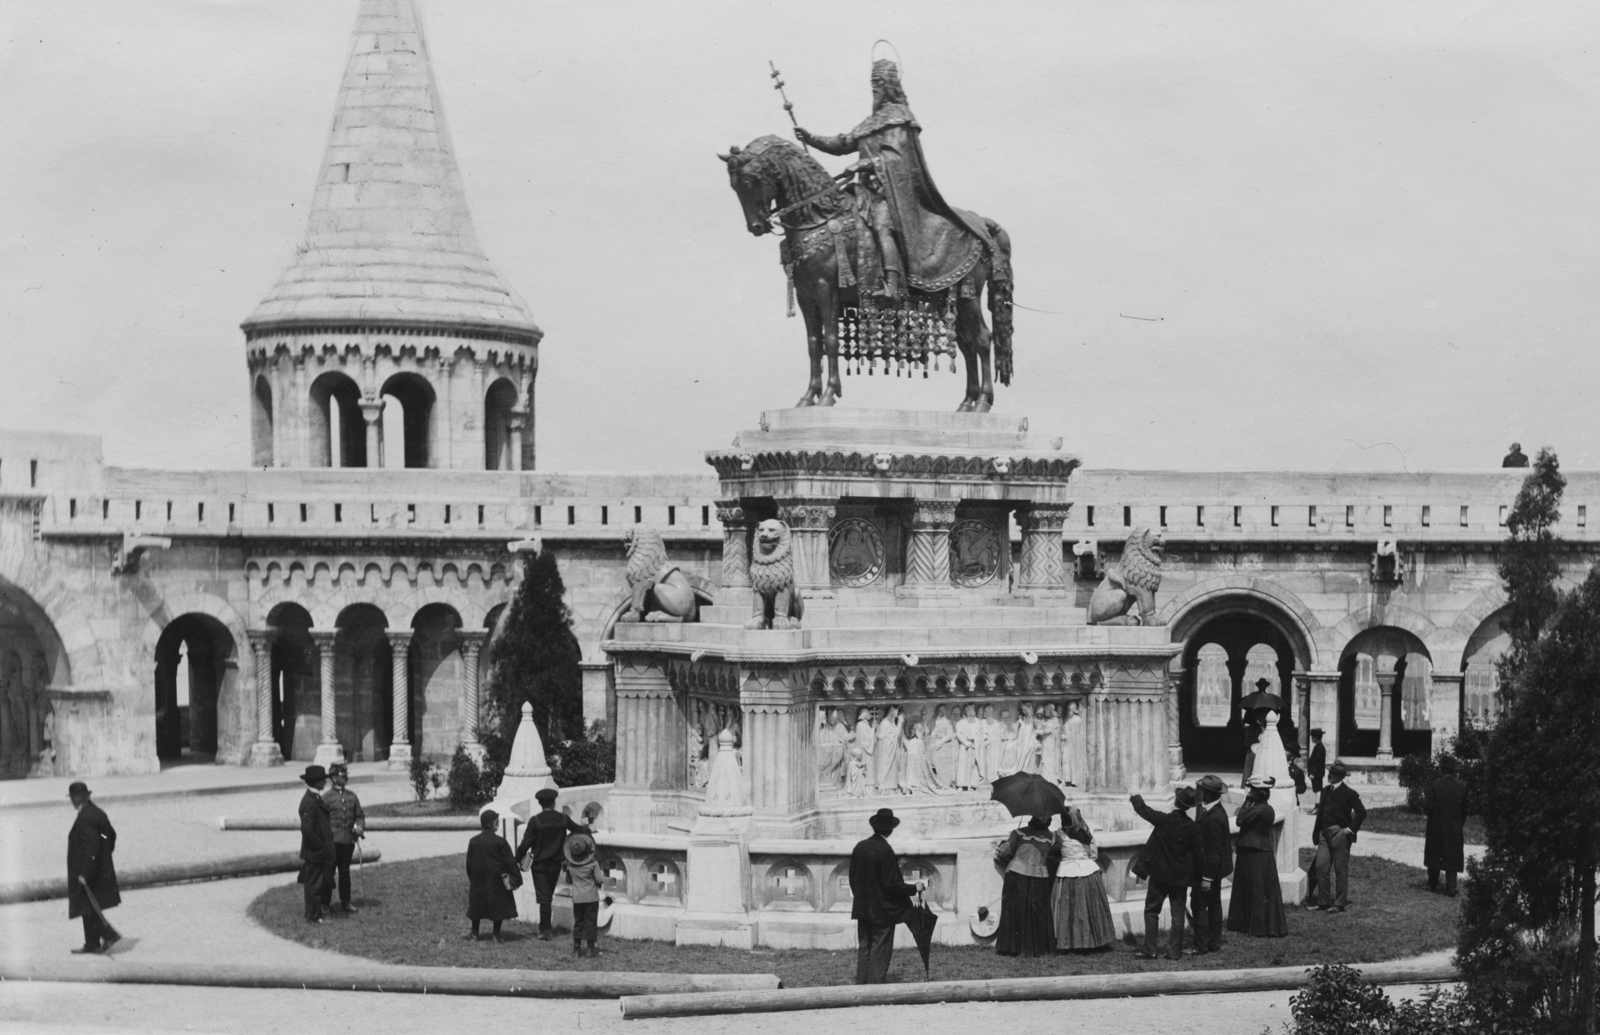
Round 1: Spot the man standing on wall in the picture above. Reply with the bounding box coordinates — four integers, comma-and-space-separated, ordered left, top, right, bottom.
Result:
515, 787, 587, 940
1190, 774, 1232, 955
1309, 761, 1366, 912
848, 808, 927, 983
296, 765, 335, 924
321, 763, 365, 915
66, 782, 120, 954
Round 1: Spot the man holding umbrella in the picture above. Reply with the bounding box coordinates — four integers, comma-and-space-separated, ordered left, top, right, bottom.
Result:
66, 782, 120, 954
848, 808, 928, 983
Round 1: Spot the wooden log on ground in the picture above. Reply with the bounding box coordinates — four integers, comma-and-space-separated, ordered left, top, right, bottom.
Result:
0, 959, 780, 999
0, 849, 381, 905
220, 816, 478, 831
617, 958, 1456, 1019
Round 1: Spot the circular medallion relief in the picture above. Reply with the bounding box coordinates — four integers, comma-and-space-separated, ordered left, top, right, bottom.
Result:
828, 518, 885, 587
950, 519, 1001, 587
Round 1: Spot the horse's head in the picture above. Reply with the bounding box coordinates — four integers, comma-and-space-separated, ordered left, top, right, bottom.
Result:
719, 136, 789, 236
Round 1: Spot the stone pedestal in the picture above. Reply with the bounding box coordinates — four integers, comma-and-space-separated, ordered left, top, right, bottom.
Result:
677, 729, 756, 948
1429, 673, 1463, 754
310, 629, 345, 767
609, 659, 687, 833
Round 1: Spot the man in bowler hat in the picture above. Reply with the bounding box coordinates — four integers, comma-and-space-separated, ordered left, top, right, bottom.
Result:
1131, 785, 1199, 960
1307, 729, 1327, 794
848, 808, 927, 983
514, 787, 588, 940
297, 765, 336, 923
66, 782, 120, 954
1309, 760, 1366, 912
1190, 774, 1232, 954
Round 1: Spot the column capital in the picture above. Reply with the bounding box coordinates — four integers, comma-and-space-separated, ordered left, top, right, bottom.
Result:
1429, 672, 1464, 685
309, 628, 338, 647
246, 628, 276, 652
776, 498, 836, 531
459, 629, 488, 648
385, 629, 414, 647
358, 397, 385, 423
715, 500, 748, 527
908, 498, 959, 529
1376, 672, 1398, 691
1017, 502, 1072, 531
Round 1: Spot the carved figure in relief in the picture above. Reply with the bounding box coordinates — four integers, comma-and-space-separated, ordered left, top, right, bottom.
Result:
1087, 527, 1165, 626
998, 708, 1028, 777
1062, 699, 1087, 787
1016, 702, 1039, 774
903, 722, 952, 795
844, 738, 869, 797
954, 704, 982, 790
745, 519, 803, 630
1037, 703, 1063, 785
618, 526, 714, 624
816, 707, 848, 788
928, 705, 957, 789
875, 705, 908, 794
854, 707, 878, 792
688, 718, 707, 789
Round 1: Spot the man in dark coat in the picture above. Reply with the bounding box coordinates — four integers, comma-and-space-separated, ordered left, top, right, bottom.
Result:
848, 808, 926, 984
1307, 729, 1327, 794
296, 765, 335, 924
1190, 775, 1232, 955
66, 781, 120, 954
1131, 785, 1198, 960
1310, 761, 1366, 912
1422, 755, 1468, 896
465, 809, 520, 941
1502, 442, 1529, 468
514, 787, 588, 941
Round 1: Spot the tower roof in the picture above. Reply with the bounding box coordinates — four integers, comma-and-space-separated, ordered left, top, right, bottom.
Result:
243, 0, 539, 341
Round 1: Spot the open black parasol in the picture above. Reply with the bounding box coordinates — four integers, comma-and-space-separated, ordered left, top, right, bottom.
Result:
1239, 677, 1286, 715
904, 889, 939, 979
989, 772, 1067, 819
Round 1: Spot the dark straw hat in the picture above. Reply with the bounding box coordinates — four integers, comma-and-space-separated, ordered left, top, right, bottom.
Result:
564, 832, 596, 865
67, 781, 90, 798
1174, 786, 1198, 810
300, 765, 329, 786
868, 808, 901, 833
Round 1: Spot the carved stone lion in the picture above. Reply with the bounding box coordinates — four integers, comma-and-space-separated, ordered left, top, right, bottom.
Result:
746, 519, 802, 630
619, 526, 713, 623
1087, 527, 1164, 626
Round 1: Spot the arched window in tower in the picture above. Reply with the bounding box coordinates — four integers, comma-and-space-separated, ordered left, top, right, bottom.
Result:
1194, 643, 1231, 727
380, 373, 436, 469
251, 376, 275, 467
309, 371, 366, 468
484, 377, 519, 471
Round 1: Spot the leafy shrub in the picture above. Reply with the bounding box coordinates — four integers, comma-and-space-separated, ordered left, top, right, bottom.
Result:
550, 720, 616, 786
408, 753, 437, 803
446, 746, 504, 809
1266, 967, 1526, 1035
1397, 753, 1437, 813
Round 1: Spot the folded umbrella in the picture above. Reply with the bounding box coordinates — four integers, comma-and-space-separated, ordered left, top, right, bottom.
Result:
79, 879, 122, 950
904, 889, 939, 980
989, 772, 1067, 819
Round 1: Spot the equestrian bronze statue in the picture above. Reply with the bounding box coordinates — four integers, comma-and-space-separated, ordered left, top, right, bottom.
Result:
721, 60, 1013, 412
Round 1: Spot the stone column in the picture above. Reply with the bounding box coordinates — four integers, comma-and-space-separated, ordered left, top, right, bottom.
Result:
1295, 672, 1312, 757
1376, 672, 1397, 760
776, 498, 836, 601
359, 398, 384, 469
247, 629, 283, 767
1429, 672, 1463, 756
1305, 671, 1341, 765
611, 659, 688, 833
1165, 666, 1186, 783
459, 631, 487, 764
507, 410, 527, 472
1016, 503, 1071, 595
310, 629, 344, 767
1085, 661, 1170, 795
741, 672, 816, 834
716, 500, 751, 610
900, 498, 958, 602
386, 630, 413, 769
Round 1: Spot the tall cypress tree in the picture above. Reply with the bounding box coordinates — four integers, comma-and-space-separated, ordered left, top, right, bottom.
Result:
1460, 448, 1599, 1033
482, 550, 584, 751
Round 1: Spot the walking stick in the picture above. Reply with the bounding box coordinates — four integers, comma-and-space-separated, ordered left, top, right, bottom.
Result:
78, 877, 122, 947
356, 837, 366, 906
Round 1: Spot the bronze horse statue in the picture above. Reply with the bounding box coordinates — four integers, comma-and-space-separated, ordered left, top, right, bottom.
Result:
721, 135, 1012, 411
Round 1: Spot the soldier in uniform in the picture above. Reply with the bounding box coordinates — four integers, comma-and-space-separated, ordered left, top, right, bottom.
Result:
321, 762, 365, 915
514, 787, 588, 940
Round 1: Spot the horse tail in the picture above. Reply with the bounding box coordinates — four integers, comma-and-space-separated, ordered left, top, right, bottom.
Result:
982, 217, 1014, 386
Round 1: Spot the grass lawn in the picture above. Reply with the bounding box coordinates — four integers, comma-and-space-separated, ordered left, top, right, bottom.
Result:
1361, 805, 1487, 845
248, 854, 1460, 987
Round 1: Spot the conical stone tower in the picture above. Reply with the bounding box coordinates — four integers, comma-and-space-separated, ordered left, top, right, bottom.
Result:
243, 0, 540, 471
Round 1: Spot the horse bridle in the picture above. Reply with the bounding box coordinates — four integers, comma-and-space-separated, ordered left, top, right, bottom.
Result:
740, 140, 854, 234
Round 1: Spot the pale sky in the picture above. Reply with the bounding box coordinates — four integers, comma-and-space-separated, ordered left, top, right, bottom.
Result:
2, 1, 1598, 475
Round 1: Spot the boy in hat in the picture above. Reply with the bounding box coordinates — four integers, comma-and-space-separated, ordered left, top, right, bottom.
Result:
1190, 774, 1231, 955
848, 808, 926, 983
66, 782, 120, 954
321, 763, 365, 915
1131, 785, 1199, 960
465, 809, 520, 941
1307, 729, 1327, 794
515, 787, 588, 940
562, 831, 603, 958
1309, 760, 1366, 912
296, 765, 335, 923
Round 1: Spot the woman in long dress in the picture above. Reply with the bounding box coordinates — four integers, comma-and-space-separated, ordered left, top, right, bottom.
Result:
928, 705, 957, 789
1227, 775, 1289, 937
1016, 703, 1039, 774
1061, 700, 1086, 786
954, 704, 981, 790
1051, 805, 1115, 950
994, 814, 1060, 957
875, 705, 907, 794
854, 708, 877, 793
1037, 703, 1063, 784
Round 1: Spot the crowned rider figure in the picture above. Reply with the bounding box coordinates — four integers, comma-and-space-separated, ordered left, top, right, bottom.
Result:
795, 60, 978, 302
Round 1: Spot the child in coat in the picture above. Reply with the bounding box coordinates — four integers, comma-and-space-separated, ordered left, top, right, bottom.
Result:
562, 832, 604, 958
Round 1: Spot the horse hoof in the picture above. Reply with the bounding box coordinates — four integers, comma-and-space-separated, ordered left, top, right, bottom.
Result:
795, 395, 817, 408
819, 393, 839, 407
975, 399, 992, 413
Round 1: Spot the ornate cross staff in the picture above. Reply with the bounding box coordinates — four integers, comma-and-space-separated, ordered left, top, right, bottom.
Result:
769, 61, 809, 154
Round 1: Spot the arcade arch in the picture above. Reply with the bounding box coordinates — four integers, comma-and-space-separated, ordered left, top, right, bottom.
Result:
309, 371, 366, 468
411, 603, 463, 755
1338, 627, 1432, 758
1174, 600, 1301, 771
268, 603, 316, 761
1461, 609, 1510, 728
0, 580, 68, 779
334, 604, 390, 762
152, 614, 237, 762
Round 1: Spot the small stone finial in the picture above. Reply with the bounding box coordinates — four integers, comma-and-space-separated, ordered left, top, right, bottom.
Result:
698, 729, 752, 818
495, 701, 556, 803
